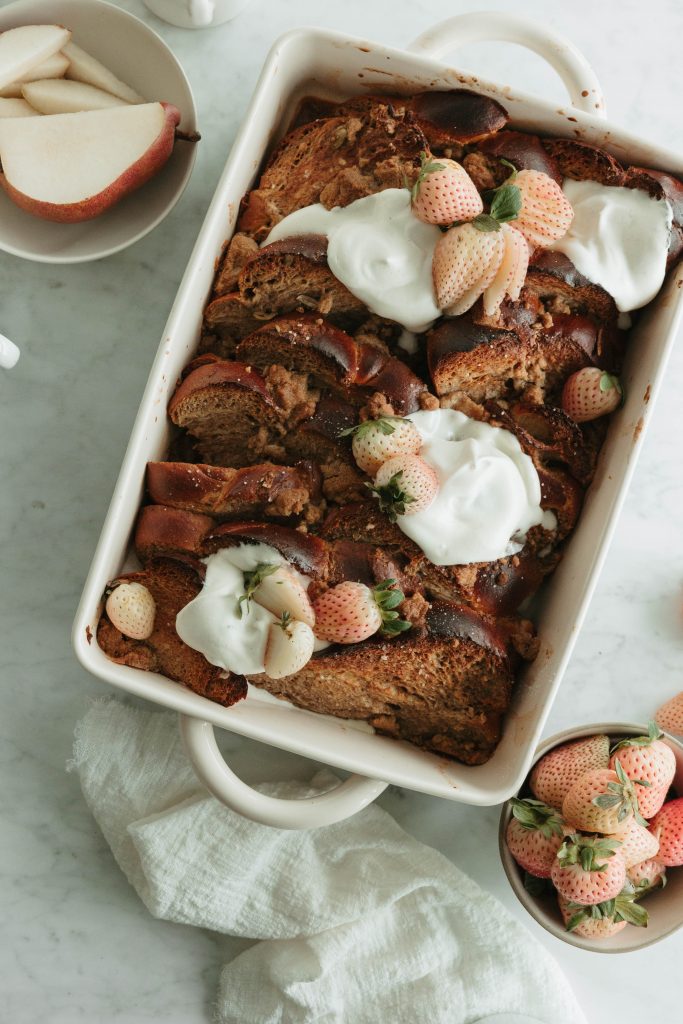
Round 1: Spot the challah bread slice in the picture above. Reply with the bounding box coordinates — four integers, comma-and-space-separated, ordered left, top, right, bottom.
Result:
250, 599, 515, 765
235, 314, 429, 415
146, 460, 323, 523
295, 90, 509, 152
168, 361, 365, 504
238, 104, 427, 240
168, 360, 287, 468
541, 138, 625, 186
204, 238, 370, 353
522, 251, 619, 325
428, 310, 622, 408
97, 558, 248, 707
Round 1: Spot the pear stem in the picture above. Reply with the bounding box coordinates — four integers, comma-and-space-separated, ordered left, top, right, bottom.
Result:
175, 129, 201, 144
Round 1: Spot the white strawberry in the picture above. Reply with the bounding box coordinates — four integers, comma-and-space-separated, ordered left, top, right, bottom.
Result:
656, 692, 683, 736
340, 416, 422, 476
263, 614, 315, 679
627, 857, 666, 895
559, 890, 647, 938
411, 152, 483, 225
312, 579, 410, 645
482, 223, 529, 315
252, 564, 315, 628
432, 221, 505, 315
105, 582, 156, 640
562, 368, 623, 423
370, 454, 439, 520
513, 168, 574, 248
613, 818, 660, 869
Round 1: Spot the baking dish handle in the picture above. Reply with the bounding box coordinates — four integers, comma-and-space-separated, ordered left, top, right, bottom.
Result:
407, 11, 606, 118
179, 714, 388, 829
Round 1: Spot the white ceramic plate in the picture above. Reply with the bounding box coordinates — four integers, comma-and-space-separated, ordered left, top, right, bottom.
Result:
0, 0, 197, 263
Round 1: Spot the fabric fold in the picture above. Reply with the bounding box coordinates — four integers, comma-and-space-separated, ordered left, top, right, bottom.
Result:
72, 700, 585, 1024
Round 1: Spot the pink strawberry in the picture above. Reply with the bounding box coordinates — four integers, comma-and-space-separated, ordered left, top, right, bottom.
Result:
558, 890, 647, 938
105, 582, 156, 640
263, 614, 315, 679
505, 797, 564, 878
370, 454, 439, 520
513, 168, 574, 248
340, 416, 422, 476
562, 367, 623, 423
529, 733, 610, 809
312, 579, 410, 645
411, 152, 483, 225
648, 798, 683, 866
432, 221, 504, 314
482, 223, 529, 315
627, 857, 667, 895
551, 835, 626, 905
562, 764, 642, 834
656, 692, 683, 736
253, 565, 315, 628
609, 722, 676, 819
613, 818, 660, 869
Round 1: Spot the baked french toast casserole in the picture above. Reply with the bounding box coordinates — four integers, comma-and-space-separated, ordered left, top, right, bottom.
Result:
95, 88, 683, 765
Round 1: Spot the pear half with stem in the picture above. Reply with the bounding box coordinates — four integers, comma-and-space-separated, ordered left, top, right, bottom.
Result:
0, 101, 181, 222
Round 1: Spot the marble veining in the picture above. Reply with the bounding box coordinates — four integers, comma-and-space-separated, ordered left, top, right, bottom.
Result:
1, 0, 682, 1020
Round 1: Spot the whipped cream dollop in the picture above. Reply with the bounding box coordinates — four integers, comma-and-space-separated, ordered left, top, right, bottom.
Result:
551, 179, 673, 312
264, 189, 442, 332
396, 409, 554, 566
176, 543, 290, 675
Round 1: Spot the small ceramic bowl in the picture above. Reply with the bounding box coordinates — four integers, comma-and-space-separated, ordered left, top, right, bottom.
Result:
0, 0, 197, 263
499, 722, 683, 953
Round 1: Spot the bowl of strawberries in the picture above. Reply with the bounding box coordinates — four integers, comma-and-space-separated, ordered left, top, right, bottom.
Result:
499, 721, 683, 952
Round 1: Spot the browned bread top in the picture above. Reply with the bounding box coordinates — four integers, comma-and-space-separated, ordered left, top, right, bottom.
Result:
238, 103, 428, 240
235, 314, 429, 415
146, 460, 323, 523
97, 558, 248, 708
542, 138, 625, 186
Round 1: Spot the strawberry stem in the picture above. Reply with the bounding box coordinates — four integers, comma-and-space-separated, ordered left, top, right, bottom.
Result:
366, 470, 415, 521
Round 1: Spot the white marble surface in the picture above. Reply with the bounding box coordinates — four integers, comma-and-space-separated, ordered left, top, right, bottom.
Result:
1, 0, 683, 1020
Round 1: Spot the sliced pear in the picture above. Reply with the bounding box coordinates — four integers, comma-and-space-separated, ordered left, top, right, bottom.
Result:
0, 97, 40, 117
0, 52, 70, 96
22, 79, 128, 114
0, 25, 71, 91
0, 101, 181, 222
62, 42, 143, 104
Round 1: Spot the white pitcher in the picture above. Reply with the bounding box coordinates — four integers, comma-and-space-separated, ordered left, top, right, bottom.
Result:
143, 0, 252, 29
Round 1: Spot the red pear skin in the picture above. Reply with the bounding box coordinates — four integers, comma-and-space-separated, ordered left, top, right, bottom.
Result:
0, 102, 182, 223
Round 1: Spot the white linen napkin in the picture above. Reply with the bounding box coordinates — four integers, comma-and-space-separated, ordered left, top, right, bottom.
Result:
71, 700, 586, 1024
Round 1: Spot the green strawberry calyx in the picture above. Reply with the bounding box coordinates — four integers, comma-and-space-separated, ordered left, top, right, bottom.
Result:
592, 759, 649, 827
556, 834, 622, 873
611, 720, 663, 754
236, 562, 279, 618
411, 151, 447, 203
565, 889, 648, 933
338, 416, 404, 440
366, 470, 415, 522
371, 579, 411, 638
471, 159, 521, 233
510, 797, 564, 839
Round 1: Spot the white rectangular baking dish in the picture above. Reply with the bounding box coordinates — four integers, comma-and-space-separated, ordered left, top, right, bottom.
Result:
73, 14, 683, 825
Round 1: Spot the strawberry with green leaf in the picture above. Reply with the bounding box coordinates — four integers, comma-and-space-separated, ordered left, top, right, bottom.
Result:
562, 762, 648, 834
339, 416, 422, 476
505, 797, 565, 878
312, 578, 411, 645
559, 888, 648, 937
551, 834, 626, 905
410, 150, 483, 225
368, 454, 439, 521
609, 721, 677, 819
